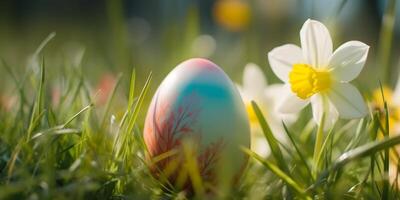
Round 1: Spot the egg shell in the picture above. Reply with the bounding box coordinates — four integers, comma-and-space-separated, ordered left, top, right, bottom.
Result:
143, 58, 250, 189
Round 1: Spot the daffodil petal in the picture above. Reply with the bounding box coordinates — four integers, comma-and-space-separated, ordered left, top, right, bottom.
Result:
277, 84, 310, 113
251, 135, 271, 157
300, 19, 332, 68
243, 63, 267, 97
264, 83, 285, 102
235, 84, 247, 100
330, 41, 369, 82
266, 115, 288, 142
310, 94, 338, 131
393, 78, 400, 106
327, 82, 368, 119
268, 44, 303, 82
264, 84, 298, 124
258, 98, 288, 143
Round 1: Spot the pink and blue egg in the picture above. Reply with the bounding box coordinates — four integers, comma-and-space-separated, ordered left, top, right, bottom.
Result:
143, 58, 250, 191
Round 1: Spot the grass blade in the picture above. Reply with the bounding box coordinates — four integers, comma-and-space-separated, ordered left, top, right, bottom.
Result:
30, 104, 92, 140
282, 122, 314, 182
100, 73, 122, 129
32, 32, 56, 58
27, 58, 46, 140
0, 59, 29, 105
125, 71, 152, 136
313, 134, 400, 190
378, 0, 397, 82
113, 71, 152, 164
251, 101, 289, 174
62, 104, 93, 128
242, 147, 310, 199
380, 81, 390, 200
119, 68, 136, 128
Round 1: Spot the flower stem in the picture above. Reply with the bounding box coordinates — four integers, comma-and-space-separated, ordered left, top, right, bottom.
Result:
313, 112, 325, 178
378, 0, 397, 83
383, 94, 390, 200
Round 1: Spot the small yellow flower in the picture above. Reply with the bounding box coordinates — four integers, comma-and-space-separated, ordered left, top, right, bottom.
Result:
373, 86, 394, 108
213, 0, 250, 32
372, 86, 400, 135
371, 86, 400, 186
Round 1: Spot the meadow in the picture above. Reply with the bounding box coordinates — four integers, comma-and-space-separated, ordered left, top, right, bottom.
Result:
1, 0, 400, 199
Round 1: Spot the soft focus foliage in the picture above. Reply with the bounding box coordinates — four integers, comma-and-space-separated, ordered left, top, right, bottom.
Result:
1, 0, 400, 199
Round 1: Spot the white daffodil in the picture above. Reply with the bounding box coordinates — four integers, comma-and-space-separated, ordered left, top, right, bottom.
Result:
268, 19, 369, 130
237, 63, 297, 156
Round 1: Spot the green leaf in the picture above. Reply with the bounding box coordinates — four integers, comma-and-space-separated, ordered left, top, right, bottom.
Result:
32, 32, 56, 58
119, 68, 136, 128
125, 71, 152, 137
100, 73, 123, 129
242, 147, 310, 199
313, 134, 400, 190
378, 0, 397, 83
0, 59, 29, 105
380, 81, 391, 200
251, 101, 289, 174
30, 104, 92, 140
282, 122, 314, 182
62, 104, 93, 128
113, 71, 152, 164
27, 58, 46, 140
31, 128, 81, 140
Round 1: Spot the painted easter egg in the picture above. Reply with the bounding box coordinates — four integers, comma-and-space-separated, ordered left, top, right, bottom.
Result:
143, 58, 250, 190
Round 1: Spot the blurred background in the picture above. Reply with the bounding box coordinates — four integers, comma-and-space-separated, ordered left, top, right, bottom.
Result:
0, 0, 399, 105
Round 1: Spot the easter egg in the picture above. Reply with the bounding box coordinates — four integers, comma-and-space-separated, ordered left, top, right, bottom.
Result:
143, 58, 250, 190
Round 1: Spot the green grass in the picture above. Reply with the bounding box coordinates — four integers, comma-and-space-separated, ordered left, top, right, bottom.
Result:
1, 0, 400, 199
0, 36, 156, 199
2, 41, 400, 199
